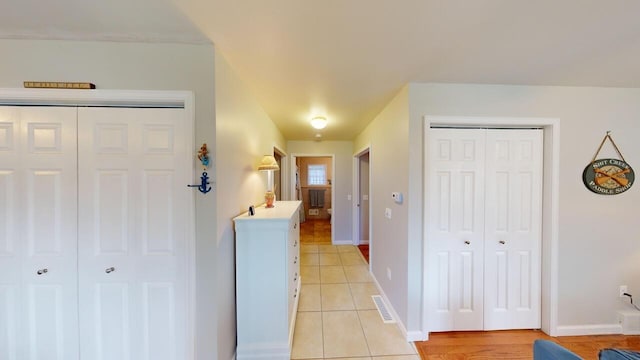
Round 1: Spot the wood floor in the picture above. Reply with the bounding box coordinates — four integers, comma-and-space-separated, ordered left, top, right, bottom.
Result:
300, 219, 331, 244
415, 330, 640, 360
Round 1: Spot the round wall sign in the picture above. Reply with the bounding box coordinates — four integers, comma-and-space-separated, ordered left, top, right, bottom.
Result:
582, 158, 635, 195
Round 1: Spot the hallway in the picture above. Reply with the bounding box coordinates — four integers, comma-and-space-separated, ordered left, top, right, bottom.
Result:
293, 218, 418, 359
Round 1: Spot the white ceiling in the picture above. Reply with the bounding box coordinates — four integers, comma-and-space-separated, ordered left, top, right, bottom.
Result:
2, 0, 640, 140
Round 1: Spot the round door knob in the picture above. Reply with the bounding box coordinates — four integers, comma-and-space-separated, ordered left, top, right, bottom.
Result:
105, 267, 115, 274
464, 240, 471, 245
499, 240, 506, 244
36, 268, 48, 275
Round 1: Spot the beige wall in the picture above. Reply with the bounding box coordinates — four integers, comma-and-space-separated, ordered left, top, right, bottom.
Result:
358, 82, 640, 338
409, 83, 640, 333
214, 51, 286, 360
354, 86, 410, 326
0, 39, 219, 358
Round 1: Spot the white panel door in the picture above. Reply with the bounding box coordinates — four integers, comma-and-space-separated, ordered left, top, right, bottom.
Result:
426, 128, 486, 331
426, 127, 543, 332
77, 107, 188, 360
0, 106, 79, 360
483, 129, 542, 330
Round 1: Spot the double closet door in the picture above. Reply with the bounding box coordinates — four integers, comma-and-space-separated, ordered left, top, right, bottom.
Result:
0, 106, 188, 360
426, 128, 543, 332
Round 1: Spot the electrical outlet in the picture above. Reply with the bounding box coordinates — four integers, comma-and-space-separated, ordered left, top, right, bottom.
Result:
386, 267, 392, 280
620, 285, 628, 297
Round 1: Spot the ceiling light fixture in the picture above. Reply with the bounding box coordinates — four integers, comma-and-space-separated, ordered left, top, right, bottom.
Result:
310, 116, 328, 129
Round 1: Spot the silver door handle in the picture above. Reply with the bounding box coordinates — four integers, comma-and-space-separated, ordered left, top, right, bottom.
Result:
499, 240, 506, 244
37, 268, 48, 275
464, 240, 471, 245
105, 267, 115, 274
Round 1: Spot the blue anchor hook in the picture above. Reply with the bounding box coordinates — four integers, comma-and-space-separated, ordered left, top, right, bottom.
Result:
188, 171, 212, 194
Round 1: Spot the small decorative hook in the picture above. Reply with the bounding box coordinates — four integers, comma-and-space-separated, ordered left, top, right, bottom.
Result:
188, 171, 212, 194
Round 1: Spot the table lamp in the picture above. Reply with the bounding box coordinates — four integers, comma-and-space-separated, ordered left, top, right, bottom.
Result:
258, 155, 279, 208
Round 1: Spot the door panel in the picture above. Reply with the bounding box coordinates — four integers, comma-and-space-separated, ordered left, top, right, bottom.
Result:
0, 170, 15, 256
78, 107, 187, 360
0, 285, 17, 360
426, 129, 485, 331
94, 283, 130, 360
0, 107, 79, 359
27, 285, 65, 360
484, 129, 542, 330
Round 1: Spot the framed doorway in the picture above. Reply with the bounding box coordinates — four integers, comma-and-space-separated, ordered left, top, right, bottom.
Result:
422, 116, 560, 338
353, 146, 371, 265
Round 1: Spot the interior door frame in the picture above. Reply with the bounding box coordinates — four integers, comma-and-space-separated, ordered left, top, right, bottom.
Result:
0, 88, 196, 359
290, 153, 336, 244
273, 145, 288, 201
352, 145, 371, 249
422, 116, 560, 338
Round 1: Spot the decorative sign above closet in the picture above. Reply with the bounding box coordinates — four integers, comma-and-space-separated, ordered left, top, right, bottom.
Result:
582, 132, 635, 195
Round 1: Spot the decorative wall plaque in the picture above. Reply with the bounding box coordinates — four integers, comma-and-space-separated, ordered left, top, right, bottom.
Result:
582, 132, 634, 195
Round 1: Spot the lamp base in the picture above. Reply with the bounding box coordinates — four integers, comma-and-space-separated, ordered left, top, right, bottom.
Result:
265, 190, 275, 208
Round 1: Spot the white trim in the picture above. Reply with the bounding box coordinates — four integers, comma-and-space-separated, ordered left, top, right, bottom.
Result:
0, 88, 188, 107
0, 88, 197, 359
332, 239, 353, 245
422, 115, 560, 338
555, 324, 622, 337
273, 145, 288, 201
352, 144, 371, 247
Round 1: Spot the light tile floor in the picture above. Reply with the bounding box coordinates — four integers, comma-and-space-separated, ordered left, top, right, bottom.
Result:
292, 244, 419, 360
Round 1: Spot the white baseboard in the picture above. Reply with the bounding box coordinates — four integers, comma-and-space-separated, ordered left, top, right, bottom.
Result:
332, 239, 353, 245
406, 330, 428, 342
555, 324, 622, 336
370, 273, 427, 342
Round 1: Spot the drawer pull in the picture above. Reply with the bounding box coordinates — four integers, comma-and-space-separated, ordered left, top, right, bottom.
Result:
105, 267, 115, 274
294, 223, 297, 229
294, 256, 298, 264
36, 268, 48, 275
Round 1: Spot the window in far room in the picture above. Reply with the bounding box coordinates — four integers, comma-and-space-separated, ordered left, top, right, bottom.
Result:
308, 164, 326, 185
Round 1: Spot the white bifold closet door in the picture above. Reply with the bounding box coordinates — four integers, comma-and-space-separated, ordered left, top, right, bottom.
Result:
0, 106, 189, 360
426, 128, 542, 332
77, 107, 188, 360
0, 107, 79, 360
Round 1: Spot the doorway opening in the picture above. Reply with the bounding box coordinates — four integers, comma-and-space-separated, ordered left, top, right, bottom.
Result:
293, 155, 334, 244
353, 146, 371, 265
273, 147, 286, 201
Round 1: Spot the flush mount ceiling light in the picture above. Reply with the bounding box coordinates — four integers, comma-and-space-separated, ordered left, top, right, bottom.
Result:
310, 116, 328, 129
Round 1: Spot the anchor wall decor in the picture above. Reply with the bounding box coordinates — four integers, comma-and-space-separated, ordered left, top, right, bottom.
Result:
188, 143, 212, 194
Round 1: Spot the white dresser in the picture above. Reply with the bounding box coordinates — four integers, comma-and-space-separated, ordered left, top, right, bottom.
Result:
233, 201, 302, 360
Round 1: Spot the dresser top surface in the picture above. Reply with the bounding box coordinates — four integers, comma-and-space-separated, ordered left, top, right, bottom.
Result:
233, 201, 301, 222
